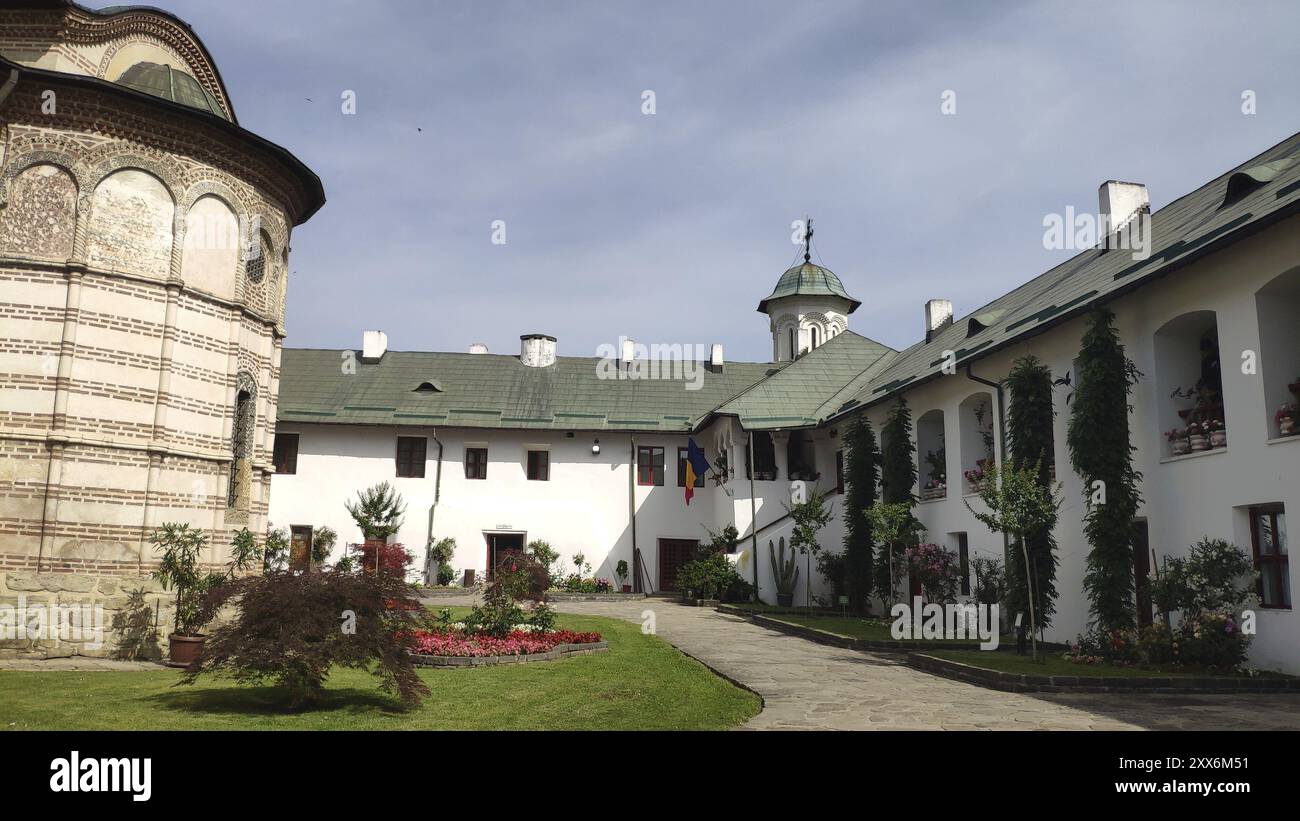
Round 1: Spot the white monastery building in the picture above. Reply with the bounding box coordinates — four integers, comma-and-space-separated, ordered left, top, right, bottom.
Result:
270, 131, 1300, 673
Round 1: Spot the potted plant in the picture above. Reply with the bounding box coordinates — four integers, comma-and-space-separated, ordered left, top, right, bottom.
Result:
153, 524, 260, 668
1278, 403, 1297, 437
615, 559, 631, 593
1166, 427, 1190, 456
768, 536, 799, 607
1204, 417, 1227, 448
1186, 421, 1208, 452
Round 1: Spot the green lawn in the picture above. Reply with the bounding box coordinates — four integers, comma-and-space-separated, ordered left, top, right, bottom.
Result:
926, 649, 1288, 679
0, 612, 759, 730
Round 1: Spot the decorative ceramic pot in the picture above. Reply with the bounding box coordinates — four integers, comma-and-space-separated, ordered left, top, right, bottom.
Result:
166, 634, 206, 669
1170, 439, 1190, 456
1282, 418, 1296, 436
1210, 430, 1227, 448
1188, 434, 1208, 452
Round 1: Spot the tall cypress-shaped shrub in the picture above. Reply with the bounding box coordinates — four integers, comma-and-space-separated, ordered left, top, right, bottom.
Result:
1004, 355, 1060, 629
1068, 307, 1143, 633
841, 415, 879, 610
875, 398, 916, 596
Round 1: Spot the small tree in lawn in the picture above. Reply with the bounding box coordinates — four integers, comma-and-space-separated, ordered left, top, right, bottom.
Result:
875, 398, 916, 602
346, 482, 406, 570
787, 488, 833, 609
965, 461, 1061, 661
1068, 307, 1144, 634
841, 415, 880, 611
866, 502, 923, 610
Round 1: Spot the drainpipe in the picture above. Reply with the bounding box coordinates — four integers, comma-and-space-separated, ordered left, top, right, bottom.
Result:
629, 435, 643, 593
748, 430, 759, 598
423, 432, 444, 585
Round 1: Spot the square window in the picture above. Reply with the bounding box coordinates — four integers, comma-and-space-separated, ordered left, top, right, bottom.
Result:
272, 433, 298, 475
638, 446, 664, 486
395, 436, 426, 478
465, 447, 488, 480
527, 449, 549, 481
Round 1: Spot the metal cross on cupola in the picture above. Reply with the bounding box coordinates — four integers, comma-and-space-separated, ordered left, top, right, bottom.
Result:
803, 216, 814, 263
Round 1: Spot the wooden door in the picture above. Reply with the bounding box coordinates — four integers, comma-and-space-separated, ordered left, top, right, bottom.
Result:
290, 526, 312, 572
485, 533, 525, 579
658, 539, 698, 592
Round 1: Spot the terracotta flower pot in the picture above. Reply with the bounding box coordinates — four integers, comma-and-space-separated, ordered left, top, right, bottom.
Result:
621, 584, 632, 594
166, 634, 206, 669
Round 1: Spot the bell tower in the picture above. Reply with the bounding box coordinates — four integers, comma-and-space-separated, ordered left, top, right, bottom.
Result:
757, 219, 861, 362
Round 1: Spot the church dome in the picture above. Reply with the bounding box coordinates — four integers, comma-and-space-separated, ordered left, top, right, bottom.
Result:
115, 61, 230, 120
757, 261, 861, 313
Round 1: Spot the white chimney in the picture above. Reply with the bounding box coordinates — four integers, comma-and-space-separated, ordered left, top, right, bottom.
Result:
468, 342, 489, 354
361, 330, 387, 362
1099, 180, 1149, 242
519, 333, 556, 367
924, 299, 953, 342
710, 343, 724, 372
620, 338, 635, 370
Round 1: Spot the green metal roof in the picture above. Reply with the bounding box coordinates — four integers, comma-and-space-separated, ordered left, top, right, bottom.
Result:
115, 61, 229, 120
828, 129, 1300, 422
703, 332, 896, 429
757, 261, 862, 313
278, 349, 780, 433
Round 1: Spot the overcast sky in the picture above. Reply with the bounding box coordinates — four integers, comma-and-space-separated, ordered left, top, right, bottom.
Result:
137, 0, 1300, 361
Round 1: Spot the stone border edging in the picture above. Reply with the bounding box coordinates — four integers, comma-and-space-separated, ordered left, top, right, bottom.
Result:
411, 641, 608, 667
907, 652, 1300, 694
719, 606, 997, 652
545, 592, 647, 602
415, 587, 480, 599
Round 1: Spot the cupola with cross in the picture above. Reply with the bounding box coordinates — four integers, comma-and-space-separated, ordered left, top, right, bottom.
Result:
757, 219, 861, 362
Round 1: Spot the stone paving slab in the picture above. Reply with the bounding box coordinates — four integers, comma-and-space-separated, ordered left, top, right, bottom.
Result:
552, 599, 1300, 731
0, 658, 159, 671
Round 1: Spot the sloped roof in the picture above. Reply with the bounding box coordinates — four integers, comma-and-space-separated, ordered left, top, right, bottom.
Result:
757, 261, 862, 313
829, 129, 1300, 421
701, 332, 895, 429
278, 349, 779, 433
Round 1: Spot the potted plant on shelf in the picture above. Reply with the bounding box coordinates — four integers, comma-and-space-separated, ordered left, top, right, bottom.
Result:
1278, 402, 1298, 437
1204, 417, 1227, 448
1186, 421, 1208, 452
768, 536, 799, 607
1166, 427, 1190, 456
615, 559, 631, 593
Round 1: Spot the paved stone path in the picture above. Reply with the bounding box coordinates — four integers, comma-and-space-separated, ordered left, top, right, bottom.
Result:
553, 598, 1300, 731
0, 657, 157, 671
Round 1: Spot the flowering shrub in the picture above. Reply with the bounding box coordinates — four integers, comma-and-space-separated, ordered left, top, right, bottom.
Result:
902, 542, 960, 604
411, 628, 602, 657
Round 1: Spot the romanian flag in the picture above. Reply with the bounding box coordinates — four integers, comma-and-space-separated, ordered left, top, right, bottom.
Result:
684, 437, 710, 506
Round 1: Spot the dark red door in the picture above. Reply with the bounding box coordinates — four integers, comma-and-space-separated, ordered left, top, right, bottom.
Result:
658, 539, 698, 592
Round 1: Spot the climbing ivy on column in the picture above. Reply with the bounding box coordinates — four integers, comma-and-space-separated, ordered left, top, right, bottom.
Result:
1067, 307, 1143, 634
1004, 355, 1060, 630
841, 415, 879, 610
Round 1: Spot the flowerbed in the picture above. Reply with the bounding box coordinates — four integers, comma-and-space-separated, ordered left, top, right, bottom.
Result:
411, 628, 602, 658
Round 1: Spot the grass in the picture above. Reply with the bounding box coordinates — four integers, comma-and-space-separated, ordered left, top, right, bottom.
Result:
0, 611, 759, 730
925, 649, 1290, 679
